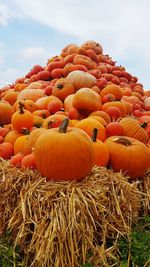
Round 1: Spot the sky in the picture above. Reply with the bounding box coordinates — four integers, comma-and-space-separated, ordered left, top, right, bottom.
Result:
0, 0, 150, 90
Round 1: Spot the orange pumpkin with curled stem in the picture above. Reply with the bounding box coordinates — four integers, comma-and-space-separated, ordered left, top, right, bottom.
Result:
11, 102, 34, 133
105, 136, 149, 179
34, 118, 94, 181
91, 128, 109, 167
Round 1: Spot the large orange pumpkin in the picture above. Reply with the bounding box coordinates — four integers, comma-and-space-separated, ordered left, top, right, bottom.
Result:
105, 136, 150, 179
34, 118, 94, 181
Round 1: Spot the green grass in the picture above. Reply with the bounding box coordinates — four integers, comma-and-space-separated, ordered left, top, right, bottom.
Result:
118, 216, 150, 267
0, 230, 25, 267
0, 216, 150, 267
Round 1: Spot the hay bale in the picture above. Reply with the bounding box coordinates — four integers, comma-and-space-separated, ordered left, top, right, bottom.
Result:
0, 159, 143, 266
137, 170, 150, 215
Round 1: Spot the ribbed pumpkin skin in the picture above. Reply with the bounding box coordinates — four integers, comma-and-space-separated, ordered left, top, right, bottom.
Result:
105, 136, 149, 179
119, 117, 149, 144
34, 127, 94, 181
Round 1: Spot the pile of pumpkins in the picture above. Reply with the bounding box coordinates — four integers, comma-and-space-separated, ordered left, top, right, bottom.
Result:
0, 40, 150, 181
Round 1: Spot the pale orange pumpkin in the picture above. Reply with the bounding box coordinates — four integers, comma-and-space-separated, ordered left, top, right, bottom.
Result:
67, 70, 96, 91
17, 88, 45, 102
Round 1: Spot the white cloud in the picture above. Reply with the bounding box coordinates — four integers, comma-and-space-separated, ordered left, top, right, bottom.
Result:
20, 47, 47, 63
0, 1, 17, 26
0, 68, 22, 87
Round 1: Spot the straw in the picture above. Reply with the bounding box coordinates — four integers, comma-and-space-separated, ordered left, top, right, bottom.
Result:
0, 159, 147, 266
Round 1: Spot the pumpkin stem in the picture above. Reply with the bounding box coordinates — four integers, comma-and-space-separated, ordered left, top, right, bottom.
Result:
91, 128, 98, 142
19, 102, 24, 114
113, 137, 131, 146
22, 128, 30, 135
59, 118, 69, 133
141, 121, 148, 128
57, 84, 64, 89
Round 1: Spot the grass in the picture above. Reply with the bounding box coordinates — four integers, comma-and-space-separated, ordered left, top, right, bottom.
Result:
0, 216, 150, 267
118, 215, 150, 267
0, 230, 25, 267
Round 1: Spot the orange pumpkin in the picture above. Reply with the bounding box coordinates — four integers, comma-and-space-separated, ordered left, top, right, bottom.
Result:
23, 128, 46, 155
119, 117, 149, 144
11, 102, 34, 133
76, 117, 106, 141
21, 153, 37, 170
81, 40, 103, 54
2, 90, 18, 105
100, 84, 123, 100
89, 110, 111, 124
105, 136, 150, 179
91, 128, 109, 167
14, 99, 37, 113
34, 118, 94, 181
52, 78, 75, 101
36, 95, 63, 110
14, 135, 29, 155
64, 94, 74, 112
73, 54, 97, 69
101, 101, 127, 118
9, 152, 24, 167
0, 142, 14, 159
73, 88, 102, 112
0, 101, 14, 126
4, 130, 22, 145
17, 88, 45, 102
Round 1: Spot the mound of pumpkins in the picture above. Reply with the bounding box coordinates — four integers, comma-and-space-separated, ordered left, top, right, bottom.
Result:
0, 40, 150, 181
